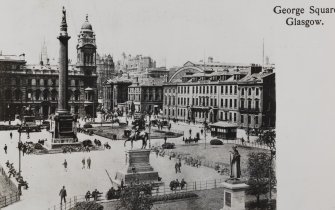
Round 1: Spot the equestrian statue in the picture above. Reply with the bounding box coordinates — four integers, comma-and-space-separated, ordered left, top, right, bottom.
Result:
124, 129, 149, 149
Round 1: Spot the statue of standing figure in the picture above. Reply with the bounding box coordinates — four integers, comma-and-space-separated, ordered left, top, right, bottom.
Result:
62, 6, 66, 22
230, 145, 241, 179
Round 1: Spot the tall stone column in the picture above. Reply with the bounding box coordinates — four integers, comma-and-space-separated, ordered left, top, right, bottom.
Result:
57, 7, 71, 114
52, 7, 78, 148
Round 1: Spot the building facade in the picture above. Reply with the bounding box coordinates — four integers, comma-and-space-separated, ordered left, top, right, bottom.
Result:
115, 54, 156, 74
96, 53, 115, 101
127, 78, 164, 115
0, 16, 99, 121
163, 59, 275, 129
103, 76, 132, 112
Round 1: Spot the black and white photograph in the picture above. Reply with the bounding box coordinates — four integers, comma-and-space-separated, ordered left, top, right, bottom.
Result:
0, 0, 334, 210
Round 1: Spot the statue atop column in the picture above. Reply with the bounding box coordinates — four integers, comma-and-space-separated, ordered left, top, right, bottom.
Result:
230, 145, 241, 179
62, 7, 66, 24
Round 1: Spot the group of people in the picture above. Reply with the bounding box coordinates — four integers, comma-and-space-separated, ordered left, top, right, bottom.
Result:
175, 160, 182, 173
81, 157, 92, 169
106, 186, 122, 200
169, 178, 187, 191
85, 189, 102, 201
182, 136, 200, 144
5, 160, 29, 195
18, 141, 34, 155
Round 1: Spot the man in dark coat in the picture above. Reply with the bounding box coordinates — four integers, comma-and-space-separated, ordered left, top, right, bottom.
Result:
59, 186, 67, 205
4, 144, 7, 154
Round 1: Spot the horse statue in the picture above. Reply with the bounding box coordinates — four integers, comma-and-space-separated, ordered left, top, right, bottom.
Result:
124, 130, 149, 149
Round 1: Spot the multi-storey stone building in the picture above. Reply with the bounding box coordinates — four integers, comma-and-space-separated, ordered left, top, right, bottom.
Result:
127, 77, 164, 114
0, 15, 99, 121
115, 54, 156, 74
96, 53, 115, 101
103, 76, 132, 112
163, 59, 275, 129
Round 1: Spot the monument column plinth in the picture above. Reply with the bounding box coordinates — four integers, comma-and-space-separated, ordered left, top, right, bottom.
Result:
51, 7, 79, 149
221, 179, 249, 210
112, 149, 163, 186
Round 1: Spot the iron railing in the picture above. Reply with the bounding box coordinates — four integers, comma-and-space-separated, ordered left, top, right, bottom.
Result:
0, 165, 20, 208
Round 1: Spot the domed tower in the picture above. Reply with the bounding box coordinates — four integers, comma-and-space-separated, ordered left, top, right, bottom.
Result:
76, 14, 97, 75
76, 14, 98, 118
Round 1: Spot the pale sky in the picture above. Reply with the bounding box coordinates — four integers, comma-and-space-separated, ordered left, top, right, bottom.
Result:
0, 0, 274, 67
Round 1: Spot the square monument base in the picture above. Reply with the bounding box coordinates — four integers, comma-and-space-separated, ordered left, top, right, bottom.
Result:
221, 179, 249, 210
113, 149, 163, 186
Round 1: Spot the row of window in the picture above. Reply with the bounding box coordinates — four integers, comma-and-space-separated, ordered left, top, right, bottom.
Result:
164, 86, 261, 97
163, 108, 260, 125
0, 89, 82, 101
128, 94, 161, 102
164, 96, 260, 110
4, 78, 82, 87
177, 85, 238, 95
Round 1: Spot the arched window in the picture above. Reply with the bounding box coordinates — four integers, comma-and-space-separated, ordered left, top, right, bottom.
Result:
67, 90, 73, 101
74, 90, 80, 101
240, 99, 245, 109
35, 90, 41, 100
43, 89, 49, 100
27, 89, 33, 101
51, 89, 58, 101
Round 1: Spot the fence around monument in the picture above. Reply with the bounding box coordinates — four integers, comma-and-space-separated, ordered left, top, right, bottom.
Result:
47, 178, 227, 210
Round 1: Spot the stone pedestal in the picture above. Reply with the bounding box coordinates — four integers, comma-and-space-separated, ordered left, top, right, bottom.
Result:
96, 112, 103, 122
221, 179, 249, 210
52, 112, 79, 149
113, 149, 163, 186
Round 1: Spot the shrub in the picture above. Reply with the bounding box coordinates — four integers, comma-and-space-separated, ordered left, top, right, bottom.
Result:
83, 123, 93, 128
34, 143, 43, 149
210, 139, 223, 145
69, 201, 103, 210
162, 143, 175, 149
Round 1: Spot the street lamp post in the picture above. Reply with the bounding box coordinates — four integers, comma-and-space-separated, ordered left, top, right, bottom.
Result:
18, 127, 22, 176
204, 120, 207, 149
247, 113, 250, 142
148, 114, 151, 148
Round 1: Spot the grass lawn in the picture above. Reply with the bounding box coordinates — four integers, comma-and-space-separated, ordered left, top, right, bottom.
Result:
92, 126, 182, 140
166, 143, 270, 176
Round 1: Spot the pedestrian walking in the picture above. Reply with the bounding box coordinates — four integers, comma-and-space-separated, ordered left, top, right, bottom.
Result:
59, 186, 67, 205
4, 144, 8, 154
82, 158, 86, 169
178, 160, 182, 173
87, 157, 91, 169
175, 162, 178, 174
180, 178, 187, 190
10, 132, 12, 139
92, 189, 101, 201
63, 159, 68, 172
241, 137, 245, 145
85, 191, 91, 201
189, 128, 192, 136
